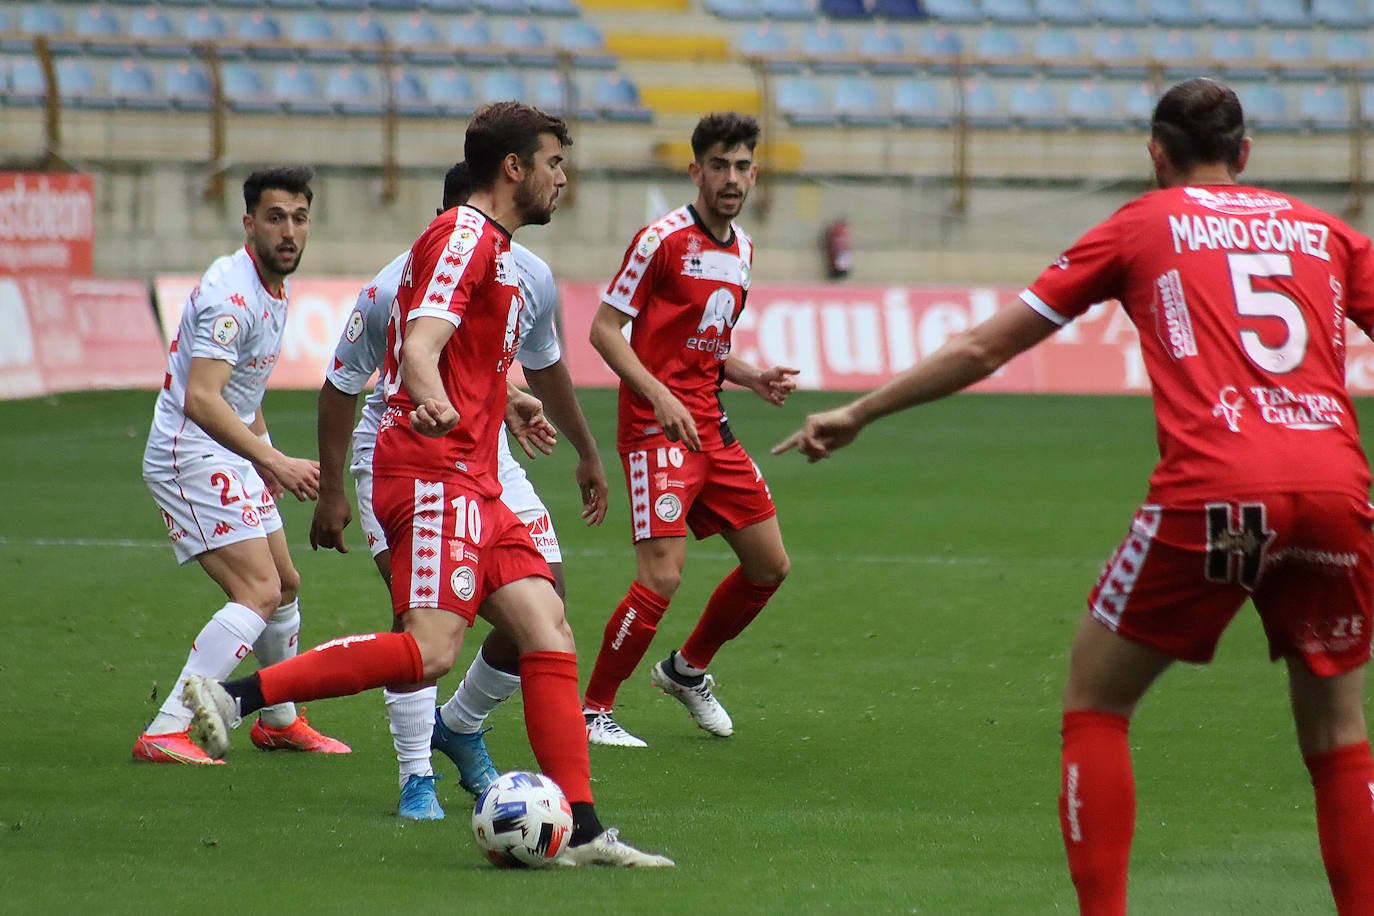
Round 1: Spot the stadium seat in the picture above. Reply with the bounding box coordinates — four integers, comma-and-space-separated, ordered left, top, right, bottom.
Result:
388, 67, 438, 116
1033, 28, 1092, 78
1089, 0, 1149, 26
592, 72, 652, 121
821, 0, 871, 17
1361, 83, 1374, 127
1147, 29, 1201, 80
1312, 0, 1370, 27
761, 0, 819, 19
1145, 0, 1203, 25
1008, 78, 1065, 128
958, 77, 1010, 127
326, 65, 384, 115
479, 70, 527, 104
857, 24, 916, 74
476, 0, 529, 12
318, 0, 371, 10
800, 22, 858, 72
532, 70, 597, 119
165, 60, 214, 110
1088, 28, 1145, 78
422, 0, 475, 10
1254, 0, 1309, 26
1208, 30, 1264, 80
449, 17, 505, 67
340, 13, 390, 62
222, 62, 277, 112
1197, 0, 1256, 26
291, 12, 349, 63
870, 0, 927, 16
499, 19, 559, 68
891, 76, 951, 126
776, 75, 839, 125
982, 0, 1039, 24
1237, 81, 1298, 131
394, 15, 450, 64
109, 58, 168, 110
19, 4, 77, 54
214, 0, 261, 10
914, 25, 964, 73
833, 75, 894, 126
57, 58, 112, 109
129, 6, 179, 57
1264, 31, 1324, 81
238, 11, 292, 61
1121, 79, 1155, 126
557, 20, 617, 69
7, 58, 48, 106
1035, 0, 1095, 24
737, 21, 802, 71
920, 0, 984, 23
1297, 82, 1351, 131
1325, 31, 1372, 76
75, 6, 133, 57
974, 29, 1033, 77
182, 8, 230, 44
267, 0, 319, 11
703, 0, 765, 19
1064, 79, 1118, 128
426, 68, 477, 115
272, 64, 331, 114
527, 0, 581, 16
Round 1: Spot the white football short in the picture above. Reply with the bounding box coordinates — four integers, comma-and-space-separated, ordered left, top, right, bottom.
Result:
352, 440, 561, 564
146, 454, 283, 565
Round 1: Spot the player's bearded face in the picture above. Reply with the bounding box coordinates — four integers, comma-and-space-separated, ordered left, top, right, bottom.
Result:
696, 142, 756, 223
514, 135, 567, 227
246, 189, 311, 279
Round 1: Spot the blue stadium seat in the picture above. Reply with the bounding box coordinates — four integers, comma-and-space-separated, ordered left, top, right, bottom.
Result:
1064, 79, 1117, 128
1034, 28, 1092, 78
737, 21, 802, 71
387, 67, 438, 116
449, 17, 505, 67
165, 60, 213, 110
974, 29, 1033, 76
1197, 0, 1256, 26
20, 4, 77, 54
532, 70, 597, 119
833, 75, 893, 126
1091, 28, 1145, 78
1145, 0, 1203, 25
982, 0, 1039, 24
273, 64, 331, 114
1362, 83, 1374, 127
182, 8, 230, 43
427, 68, 477, 115
800, 22, 858, 72
1255, 0, 1310, 26
1209, 30, 1264, 80
500, 19, 558, 68
7, 58, 48, 106
821, 0, 871, 16
1090, 0, 1148, 25
703, 0, 765, 18
914, 25, 964, 72
920, 0, 983, 23
761, 0, 819, 19
393, 15, 449, 64
857, 24, 916, 74
1147, 29, 1201, 80
1312, 0, 1370, 27
527, 0, 581, 16
318, 0, 370, 10
326, 65, 384, 114
776, 76, 839, 125
214, 0, 262, 9
557, 20, 616, 68
871, 0, 927, 16
222, 62, 277, 112
340, 13, 390, 62
959, 77, 1010, 127
1297, 82, 1351, 131
76, 6, 133, 56
109, 58, 168, 109
1035, 0, 1094, 24
1122, 79, 1155, 126
891, 75, 951, 126
1326, 32, 1373, 77
479, 70, 526, 104
592, 72, 652, 121
1008, 78, 1065, 128
238, 11, 292, 61
1264, 31, 1323, 80
57, 58, 111, 108
267, 0, 319, 11
129, 6, 178, 57
1237, 81, 1298, 131
476, 0, 529, 12
291, 12, 349, 62
422, 0, 474, 9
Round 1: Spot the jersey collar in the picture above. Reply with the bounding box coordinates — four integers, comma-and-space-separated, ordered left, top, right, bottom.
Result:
687, 204, 734, 248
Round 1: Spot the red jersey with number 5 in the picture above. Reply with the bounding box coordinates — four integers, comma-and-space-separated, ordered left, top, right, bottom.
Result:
1022, 184, 1374, 506
374, 205, 524, 497
603, 204, 754, 453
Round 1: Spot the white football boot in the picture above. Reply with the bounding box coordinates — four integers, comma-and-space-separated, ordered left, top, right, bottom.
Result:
180, 675, 241, 759
584, 711, 648, 748
556, 828, 675, 867
650, 657, 734, 737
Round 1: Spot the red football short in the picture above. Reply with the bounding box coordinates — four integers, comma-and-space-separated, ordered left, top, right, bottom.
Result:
621, 440, 777, 542
373, 476, 553, 623
1088, 492, 1374, 676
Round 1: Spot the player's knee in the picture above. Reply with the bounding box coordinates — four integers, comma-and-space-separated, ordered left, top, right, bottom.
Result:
639, 569, 682, 598
415, 636, 458, 680
745, 554, 790, 587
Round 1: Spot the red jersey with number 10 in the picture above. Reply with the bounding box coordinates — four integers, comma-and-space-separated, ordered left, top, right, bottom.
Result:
604, 204, 754, 453
1022, 184, 1374, 507
374, 205, 524, 497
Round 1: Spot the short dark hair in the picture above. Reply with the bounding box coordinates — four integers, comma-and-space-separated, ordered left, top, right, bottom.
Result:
442, 161, 471, 211
1151, 78, 1245, 173
464, 102, 572, 190
243, 166, 314, 213
691, 112, 760, 159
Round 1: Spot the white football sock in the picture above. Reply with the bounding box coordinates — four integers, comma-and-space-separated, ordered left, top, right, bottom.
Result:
672, 649, 707, 680
253, 599, 300, 728
386, 685, 437, 787
439, 648, 521, 734
147, 602, 266, 735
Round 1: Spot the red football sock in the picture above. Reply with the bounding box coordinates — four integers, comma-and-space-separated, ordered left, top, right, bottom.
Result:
258, 632, 423, 706
1059, 710, 1133, 916
581, 582, 668, 711
679, 567, 778, 670
1305, 741, 1374, 915
521, 651, 592, 805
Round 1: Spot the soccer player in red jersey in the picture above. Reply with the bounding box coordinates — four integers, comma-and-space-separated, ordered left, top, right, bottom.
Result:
580, 112, 800, 747
182, 102, 670, 867
775, 78, 1374, 915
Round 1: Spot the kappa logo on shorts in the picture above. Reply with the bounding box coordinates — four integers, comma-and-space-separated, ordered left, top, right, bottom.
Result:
451, 566, 476, 601
654, 493, 682, 523
212, 520, 234, 537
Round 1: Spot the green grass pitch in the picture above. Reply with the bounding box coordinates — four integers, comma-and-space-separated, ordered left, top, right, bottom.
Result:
0, 388, 1354, 914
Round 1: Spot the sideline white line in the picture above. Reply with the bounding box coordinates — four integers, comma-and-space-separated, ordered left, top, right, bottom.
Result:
0, 535, 1098, 568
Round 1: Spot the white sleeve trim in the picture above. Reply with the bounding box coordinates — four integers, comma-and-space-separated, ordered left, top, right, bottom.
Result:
408, 306, 462, 328
1019, 289, 1070, 326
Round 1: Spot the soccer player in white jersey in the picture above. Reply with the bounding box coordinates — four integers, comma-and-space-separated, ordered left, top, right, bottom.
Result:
136, 166, 350, 765
311, 161, 607, 819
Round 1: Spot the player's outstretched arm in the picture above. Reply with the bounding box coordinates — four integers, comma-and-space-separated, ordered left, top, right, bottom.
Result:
525, 360, 608, 526
725, 355, 800, 406
310, 379, 359, 552
590, 302, 701, 451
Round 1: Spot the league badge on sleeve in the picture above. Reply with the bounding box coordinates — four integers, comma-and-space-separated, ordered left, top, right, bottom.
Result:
448, 226, 480, 256
345, 308, 365, 343
211, 315, 241, 346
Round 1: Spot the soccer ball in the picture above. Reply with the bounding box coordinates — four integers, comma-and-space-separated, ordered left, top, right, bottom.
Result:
471, 771, 574, 868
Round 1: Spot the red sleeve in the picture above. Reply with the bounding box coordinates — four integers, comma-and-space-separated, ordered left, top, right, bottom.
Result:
1340, 228, 1374, 337
603, 224, 665, 316
410, 218, 492, 326
1023, 208, 1128, 323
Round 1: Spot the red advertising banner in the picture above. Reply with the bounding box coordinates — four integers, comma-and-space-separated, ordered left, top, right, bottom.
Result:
0, 173, 96, 275
0, 275, 164, 399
